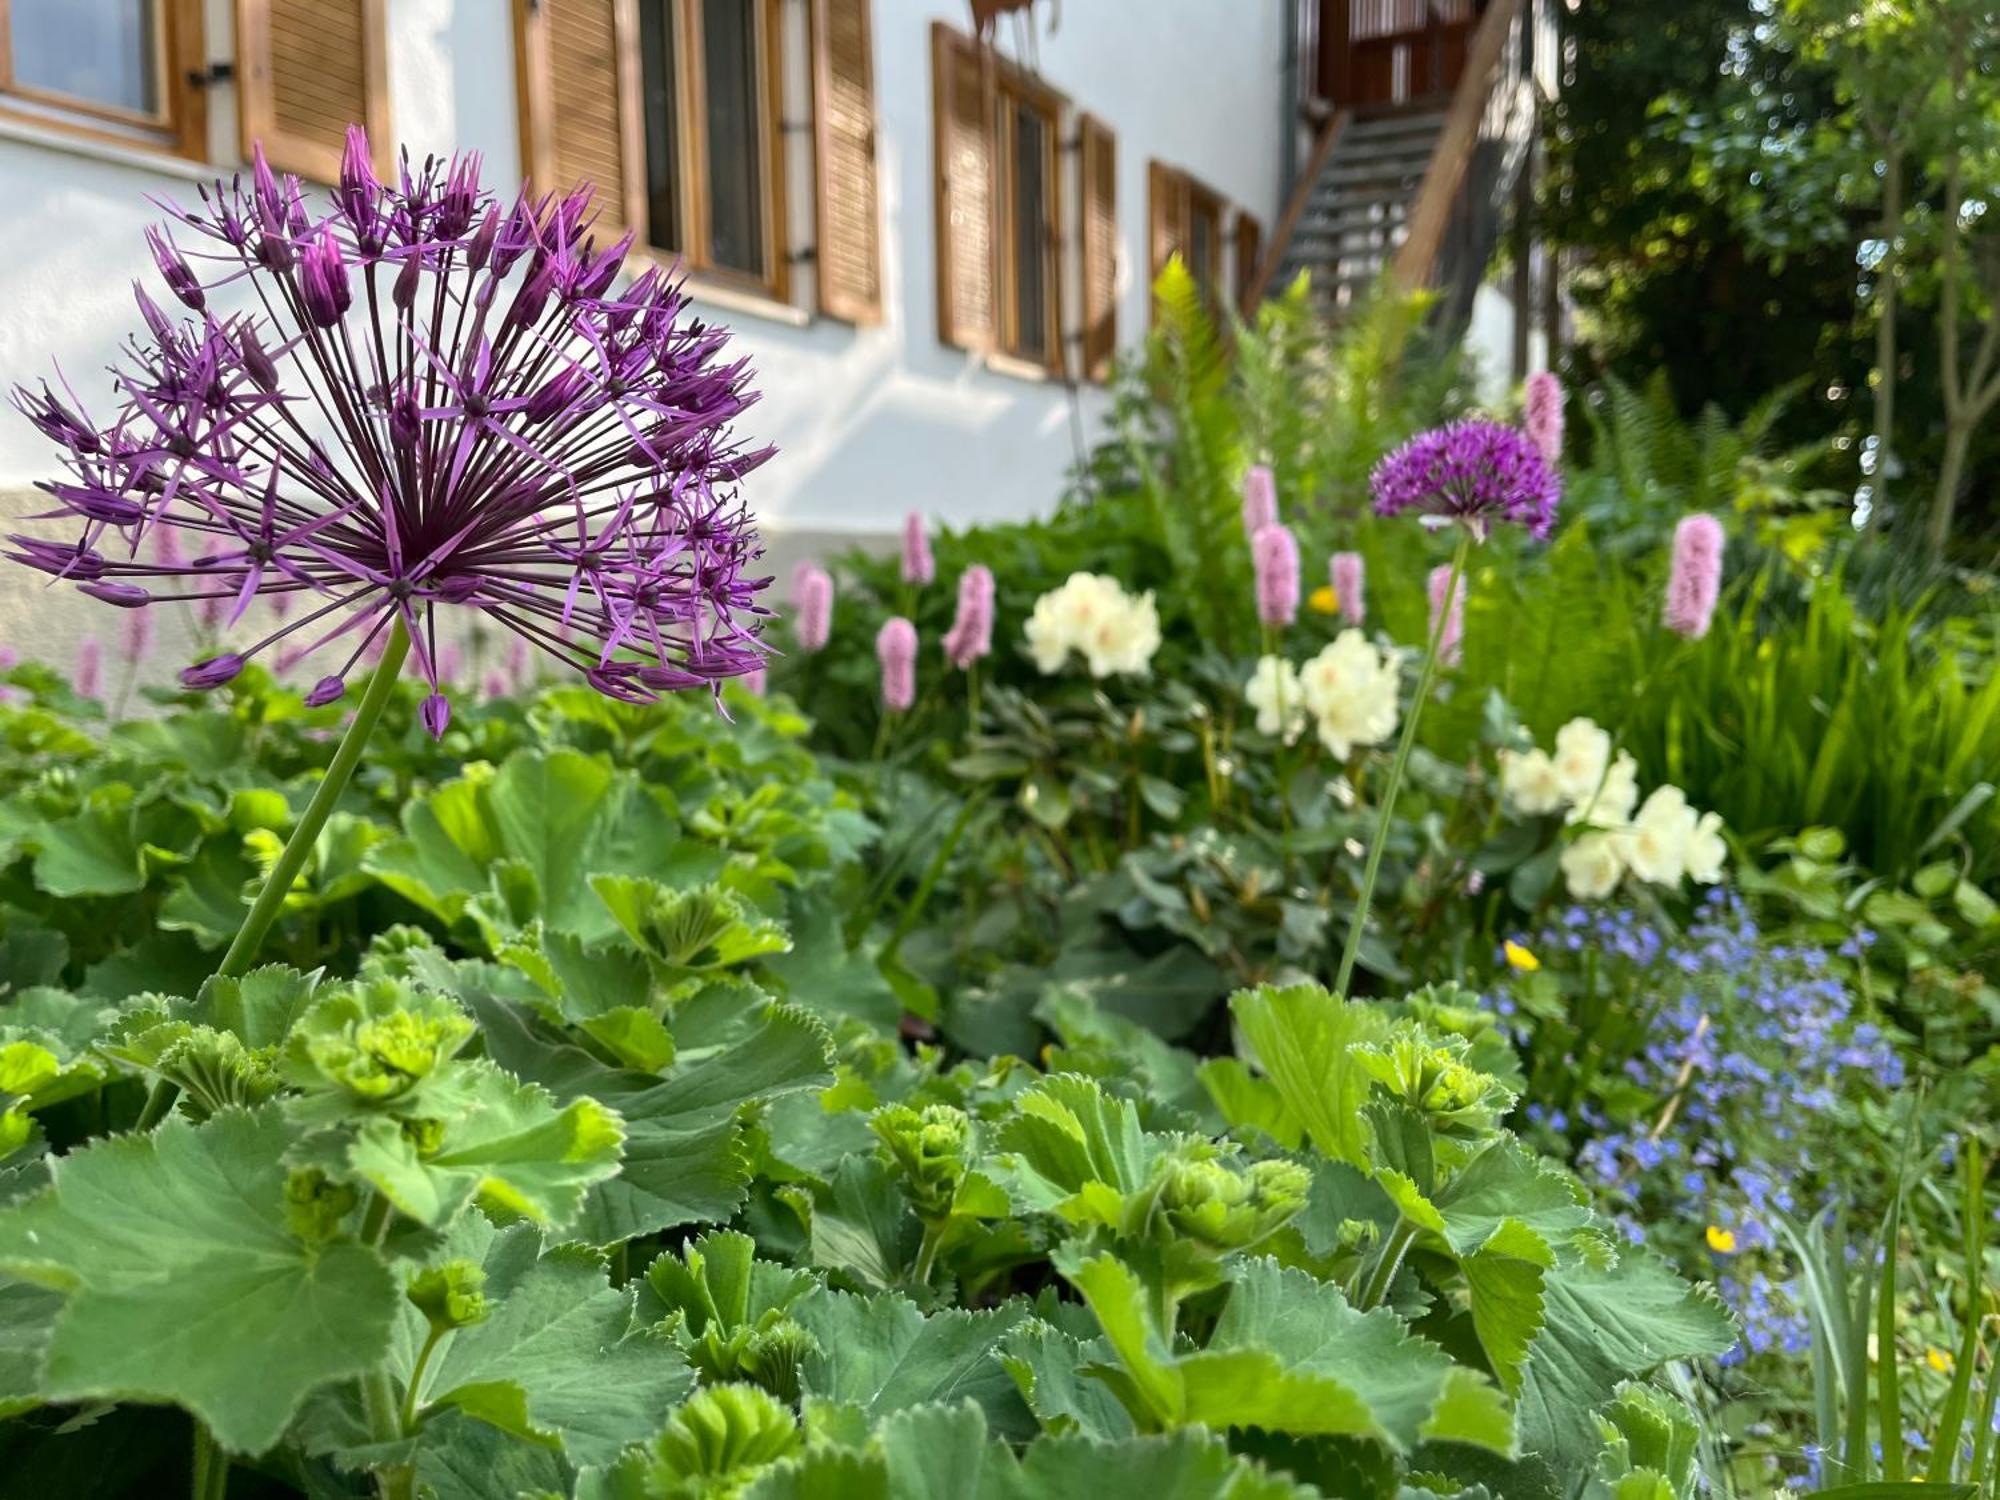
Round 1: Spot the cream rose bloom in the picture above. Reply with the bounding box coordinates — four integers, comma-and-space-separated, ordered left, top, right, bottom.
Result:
1684, 810, 1728, 883
1244, 655, 1305, 740
1550, 717, 1612, 805
1619, 784, 1696, 886
1300, 630, 1399, 758
1569, 750, 1639, 827
1498, 747, 1565, 815
1561, 830, 1626, 899
1024, 574, 1160, 678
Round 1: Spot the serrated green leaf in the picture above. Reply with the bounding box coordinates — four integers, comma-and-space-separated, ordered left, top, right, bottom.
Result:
0, 1105, 398, 1452
198, 964, 323, 1049
1229, 983, 1388, 1167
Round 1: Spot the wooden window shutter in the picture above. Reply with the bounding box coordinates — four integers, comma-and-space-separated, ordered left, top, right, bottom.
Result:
513, 0, 648, 240
1078, 113, 1118, 382
932, 23, 996, 353
1148, 160, 1189, 289
236, 0, 391, 182
1234, 211, 1263, 314
812, 0, 882, 323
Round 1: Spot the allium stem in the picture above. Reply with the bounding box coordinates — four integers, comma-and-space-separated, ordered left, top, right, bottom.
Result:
1332, 529, 1472, 1000
219, 619, 412, 978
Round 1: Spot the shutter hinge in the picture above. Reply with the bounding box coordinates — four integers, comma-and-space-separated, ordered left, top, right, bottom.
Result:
187, 61, 235, 90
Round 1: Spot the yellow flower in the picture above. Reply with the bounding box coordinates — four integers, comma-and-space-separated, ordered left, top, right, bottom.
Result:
1308, 584, 1340, 616
1927, 1346, 1954, 1374
1503, 940, 1540, 972
1705, 1225, 1738, 1254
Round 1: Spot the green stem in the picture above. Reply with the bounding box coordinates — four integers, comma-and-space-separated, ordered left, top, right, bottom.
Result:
192, 1422, 229, 1500
1356, 1218, 1418, 1310
359, 1191, 393, 1247
965, 660, 981, 732
139, 624, 411, 1130
911, 1222, 945, 1290
400, 1327, 445, 1435
363, 1364, 414, 1500
1332, 530, 1472, 999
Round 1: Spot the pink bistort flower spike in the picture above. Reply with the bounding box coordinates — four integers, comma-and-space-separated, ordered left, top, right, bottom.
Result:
901, 511, 935, 587
1523, 370, 1565, 465
1663, 512, 1725, 640
74, 636, 102, 699
1241, 465, 1279, 538
1330, 551, 1366, 627
794, 565, 834, 652
877, 616, 917, 712
1252, 522, 1300, 628
1427, 563, 1466, 668
942, 564, 996, 670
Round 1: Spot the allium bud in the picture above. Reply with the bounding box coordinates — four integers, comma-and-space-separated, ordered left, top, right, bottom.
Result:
876, 616, 916, 712
901, 511, 934, 587
1523, 370, 1565, 465
1427, 564, 1466, 669
1663, 512, 1725, 640
794, 566, 834, 653
145, 227, 204, 311
941, 564, 995, 670
1251, 523, 1300, 628
298, 228, 352, 328
1330, 551, 1366, 626
305, 675, 346, 708
180, 652, 245, 690
419, 692, 451, 739
1241, 464, 1279, 538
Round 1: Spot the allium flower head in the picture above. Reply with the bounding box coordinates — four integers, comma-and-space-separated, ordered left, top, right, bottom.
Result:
901, 511, 934, 586
1241, 465, 1279, 538
1371, 419, 1561, 541
941, 564, 995, 670
1329, 551, 1365, 626
877, 616, 917, 711
1663, 512, 1725, 640
1251, 522, 1299, 628
1523, 371, 1565, 465
8, 128, 773, 734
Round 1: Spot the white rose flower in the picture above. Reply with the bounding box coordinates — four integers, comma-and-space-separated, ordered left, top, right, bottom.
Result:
1683, 810, 1728, 884
1024, 597, 1071, 675
1551, 717, 1612, 805
1569, 749, 1639, 827
1301, 630, 1399, 758
1561, 830, 1627, 899
1023, 574, 1159, 677
1619, 784, 1696, 886
1244, 655, 1305, 740
1498, 747, 1565, 815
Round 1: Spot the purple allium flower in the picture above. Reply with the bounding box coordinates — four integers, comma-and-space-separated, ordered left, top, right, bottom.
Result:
1427, 563, 1465, 668
1252, 523, 1299, 628
793, 565, 833, 652
1241, 464, 1279, 538
877, 616, 916, 712
942, 564, 995, 670
74, 637, 102, 699
1330, 550, 1365, 626
1371, 419, 1561, 541
901, 511, 934, 587
1664, 512, 1725, 640
1523, 371, 1565, 465
7, 128, 772, 737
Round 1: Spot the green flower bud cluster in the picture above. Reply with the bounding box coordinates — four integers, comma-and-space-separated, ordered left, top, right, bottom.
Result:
870, 1104, 974, 1224
1355, 1028, 1515, 1140
406, 1259, 492, 1333
155, 1027, 283, 1121
283, 1167, 360, 1248
1151, 1153, 1312, 1258
281, 981, 475, 1107
646, 1383, 801, 1499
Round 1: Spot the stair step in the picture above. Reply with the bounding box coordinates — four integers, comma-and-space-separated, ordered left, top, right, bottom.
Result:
1345, 110, 1449, 141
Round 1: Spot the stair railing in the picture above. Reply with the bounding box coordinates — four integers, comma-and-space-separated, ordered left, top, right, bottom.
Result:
1245, 109, 1351, 310
1389, 0, 1532, 292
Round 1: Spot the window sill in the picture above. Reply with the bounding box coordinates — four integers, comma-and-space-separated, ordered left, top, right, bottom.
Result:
677, 272, 813, 330
982, 351, 1065, 385
0, 111, 211, 182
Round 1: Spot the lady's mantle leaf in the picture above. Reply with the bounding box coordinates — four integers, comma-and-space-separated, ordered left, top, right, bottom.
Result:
0, 1105, 398, 1452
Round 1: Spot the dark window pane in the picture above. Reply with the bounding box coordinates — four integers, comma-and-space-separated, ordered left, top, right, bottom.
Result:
703, 0, 765, 279
1012, 103, 1048, 360
639, 0, 682, 254
1190, 209, 1217, 305
11, 0, 158, 115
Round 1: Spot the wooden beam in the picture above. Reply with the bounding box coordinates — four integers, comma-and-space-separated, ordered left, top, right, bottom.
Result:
1243, 108, 1349, 309
1389, 0, 1524, 292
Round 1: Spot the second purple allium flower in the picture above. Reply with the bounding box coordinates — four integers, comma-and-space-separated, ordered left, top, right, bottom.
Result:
1370, 418, 1561, 541
9, 127, 773, 734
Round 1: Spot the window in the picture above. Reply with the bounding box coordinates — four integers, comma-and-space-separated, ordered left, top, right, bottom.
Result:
516, 0, 882, 322
1234, 210, 1265, 313
931, 23, 1070, 374
1149, 160, 1229, 322
0, 0, 205, 157
636, 0, 786, 295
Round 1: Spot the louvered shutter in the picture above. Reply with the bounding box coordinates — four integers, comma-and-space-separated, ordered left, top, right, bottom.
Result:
813, 0, 882, 323
235, 0, 391, 182
514, 0, 647, 240
1234, 211, 1264, 313
932, 23, 996, 353
1078, 113, 1118, 382
1148, 160, 1189, 293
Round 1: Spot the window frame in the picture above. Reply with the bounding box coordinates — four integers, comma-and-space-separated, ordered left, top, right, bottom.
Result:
0, 0, 207, 160
643, 0, 790, 303
991, 68, 1062, 372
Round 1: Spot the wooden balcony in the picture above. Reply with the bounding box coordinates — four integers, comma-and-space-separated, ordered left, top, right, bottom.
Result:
1310, 0, 1484, 114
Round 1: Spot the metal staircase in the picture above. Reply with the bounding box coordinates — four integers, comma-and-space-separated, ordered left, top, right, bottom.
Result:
1276, 109, 1446, 323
